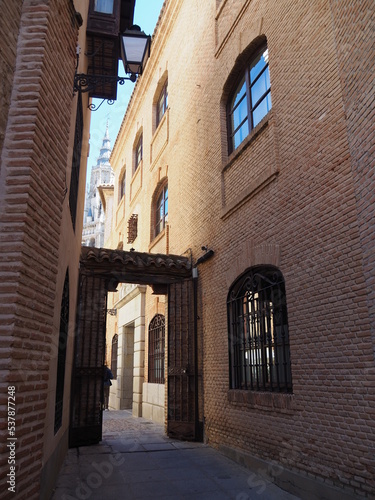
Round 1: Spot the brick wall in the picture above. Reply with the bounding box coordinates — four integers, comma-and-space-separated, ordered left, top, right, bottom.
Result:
107, 0, 374, 496
330, 0, 375, 361
0, 1, 23, 158
0, 1, 87, 498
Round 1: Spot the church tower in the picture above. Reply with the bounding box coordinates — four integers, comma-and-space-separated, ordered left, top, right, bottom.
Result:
82, 122, 114, 247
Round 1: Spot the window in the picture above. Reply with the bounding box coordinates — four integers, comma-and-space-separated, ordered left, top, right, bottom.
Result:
156, 80, 168, 127
111, 334, 118, 379
94, 0, 114, 14
155, 184, 168, 237
69, 93, 83, 230
54, 271, 69, 434
228, 45, 271, 153
227, 266, 292, 393
135, 134, 142, 171
119, 171, 126, 203
148, 315, 165, 384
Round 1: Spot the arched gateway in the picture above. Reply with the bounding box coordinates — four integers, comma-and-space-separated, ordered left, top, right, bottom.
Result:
69, 247, 201, 447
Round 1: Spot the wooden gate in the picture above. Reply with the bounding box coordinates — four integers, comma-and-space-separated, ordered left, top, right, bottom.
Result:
69, 274, 107, 447
167, 279, 200, 440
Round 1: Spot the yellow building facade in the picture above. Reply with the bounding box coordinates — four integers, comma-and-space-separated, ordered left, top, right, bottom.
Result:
103, 1, 375, 498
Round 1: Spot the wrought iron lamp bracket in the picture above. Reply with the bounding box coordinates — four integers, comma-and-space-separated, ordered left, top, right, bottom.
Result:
73, 49, 138, 110
73, 72, 136, 111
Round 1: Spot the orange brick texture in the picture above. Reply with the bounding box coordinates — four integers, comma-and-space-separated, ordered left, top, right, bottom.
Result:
0, 1, 85, 498
110, 0, 375, 497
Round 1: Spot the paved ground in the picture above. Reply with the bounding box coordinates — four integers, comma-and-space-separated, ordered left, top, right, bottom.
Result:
51, 410, 300, 499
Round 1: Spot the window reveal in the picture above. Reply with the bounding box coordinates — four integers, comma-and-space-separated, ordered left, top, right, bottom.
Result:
227, 266, 292, 393
228, 46, 271, 152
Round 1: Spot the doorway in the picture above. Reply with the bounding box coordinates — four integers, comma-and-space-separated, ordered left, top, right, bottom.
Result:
69, 247, 201, 447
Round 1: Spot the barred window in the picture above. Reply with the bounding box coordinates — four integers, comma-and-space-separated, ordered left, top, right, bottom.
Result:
111, 334, 118, 379
227, 266, 292, 392
228, 44, 271, 153
148, 314, 165, 384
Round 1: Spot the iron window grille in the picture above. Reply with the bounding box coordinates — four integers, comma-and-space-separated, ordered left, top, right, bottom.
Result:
155, 184, 168, 237
228, 45, 271, 153
54, 271, 70, 434
111, 334, 118, 379
156, 80, 168, 127
227, 266, 292, 393
148, 314, 165, 384
127, 214, 138, 243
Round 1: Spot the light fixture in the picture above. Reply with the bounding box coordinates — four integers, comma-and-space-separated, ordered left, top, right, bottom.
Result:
195, 248, 214, 266
121, 25, 151, 78
73, 24, 151, 110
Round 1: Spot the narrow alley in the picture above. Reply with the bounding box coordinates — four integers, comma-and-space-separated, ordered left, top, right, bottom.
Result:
51, 410, 300, 499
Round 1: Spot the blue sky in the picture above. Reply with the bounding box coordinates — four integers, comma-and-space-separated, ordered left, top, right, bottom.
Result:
86, 0, 164, 188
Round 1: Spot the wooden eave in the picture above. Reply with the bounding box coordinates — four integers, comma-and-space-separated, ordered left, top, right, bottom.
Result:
80, 246, 192, 285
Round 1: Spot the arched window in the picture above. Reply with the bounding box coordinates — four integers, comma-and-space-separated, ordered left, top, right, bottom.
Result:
155, 183, 168, 237
227, 266, 292, 392
156, 80, 168, 127
148, 314, 165, 384
227, 43, 271, 153
111, 334, 118, 379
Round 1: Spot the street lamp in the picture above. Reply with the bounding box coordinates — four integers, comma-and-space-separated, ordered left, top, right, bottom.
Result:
121, 25, 151, 80
73, 0, 151, 110
74, 26, 151, 99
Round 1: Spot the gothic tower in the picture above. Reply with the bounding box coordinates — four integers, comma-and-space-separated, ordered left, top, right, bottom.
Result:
82, 122, 114, 247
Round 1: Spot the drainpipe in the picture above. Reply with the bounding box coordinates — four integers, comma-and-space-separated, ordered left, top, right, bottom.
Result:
192, 247, 214, 441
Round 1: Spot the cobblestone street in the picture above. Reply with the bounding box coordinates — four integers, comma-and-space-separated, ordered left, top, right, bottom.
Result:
51, 410, 300, 499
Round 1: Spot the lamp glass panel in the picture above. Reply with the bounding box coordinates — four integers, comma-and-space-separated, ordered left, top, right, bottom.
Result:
122, 36, 148, 63
94, 0, 114, 14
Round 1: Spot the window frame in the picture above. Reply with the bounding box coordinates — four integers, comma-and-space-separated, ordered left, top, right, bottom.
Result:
134, 134, 143, 172
155, 183, 168, 237
156, 80, 168, 127
118, 170, 126, 203
227, 266, 292, 393
227, 44, 271, 154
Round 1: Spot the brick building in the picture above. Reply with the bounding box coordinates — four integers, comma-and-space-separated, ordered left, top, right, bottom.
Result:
0, 0, 136, 498
103, 1, 375, 498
